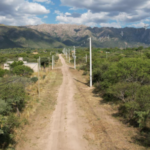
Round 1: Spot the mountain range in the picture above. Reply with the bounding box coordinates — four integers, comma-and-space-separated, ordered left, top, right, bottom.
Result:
0, 24, 150, 49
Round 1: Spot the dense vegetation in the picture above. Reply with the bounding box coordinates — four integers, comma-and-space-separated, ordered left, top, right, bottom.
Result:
0, 48, 59, 150
73, 46, 150, 147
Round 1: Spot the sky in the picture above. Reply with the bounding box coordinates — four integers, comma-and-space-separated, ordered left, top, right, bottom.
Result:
0, 0, 150, 28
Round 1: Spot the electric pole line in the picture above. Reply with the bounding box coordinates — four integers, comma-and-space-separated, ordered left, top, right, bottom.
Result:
66, 50, 68, 58
48, 57, 50, 72
69, 49, 70, 63
74, 55, 76, 69
39, 56, 41, 71
52, 55, 54, 70
106, 52, 110, 59
89, 37, 92, 87
74, 46, 76, 56
37, 57, 40, 99
74, 46, 76, 69
53, 55, 55, 67
86, 54, 87, 63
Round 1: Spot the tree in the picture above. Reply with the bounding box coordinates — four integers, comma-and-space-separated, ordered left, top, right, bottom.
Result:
9, 61, 23, 69
107, 82, 140, 103
12, 65, 33, 77
0, 68, 5, 77
0, 83, 26, 116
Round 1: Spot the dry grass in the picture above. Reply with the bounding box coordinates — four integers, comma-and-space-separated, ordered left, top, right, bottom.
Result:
15, 60, 63, 148
71, 69, 147, 150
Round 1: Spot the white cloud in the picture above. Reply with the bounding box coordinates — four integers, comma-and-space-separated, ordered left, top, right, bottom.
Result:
18, 2, 50, 14
59, 0, 150, 27
100, 22, 121, 28
0, 15, 43, 26
56, 10, 108, 26
54, 10, 63, 15
33, 0, 54, 4
0, 0, 50, 26
44, 15, 48, 18
130, 22, 147, 28
65, 12, 71, 16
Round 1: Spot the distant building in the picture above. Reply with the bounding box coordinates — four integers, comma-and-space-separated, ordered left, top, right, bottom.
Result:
32, 52, 38, 55
4, 57, 38, 72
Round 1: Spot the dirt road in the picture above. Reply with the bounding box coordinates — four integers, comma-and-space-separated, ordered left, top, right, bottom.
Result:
45, 54, 89, 150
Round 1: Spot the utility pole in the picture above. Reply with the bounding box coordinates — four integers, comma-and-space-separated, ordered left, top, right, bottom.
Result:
89, 37, 92, 87
74, 46, 75, 54
74, 56, 76, 69
74, 46, 76, 69
106, 52, 110, 59
52, 55, 53, 70
86, 54, 87, 63
48, 57, 50, 72
69, 49, 70, 63
66, 50, 68, 58
37, 58, 40, 99
53, 56, 55, 67
39, 56, 41, 71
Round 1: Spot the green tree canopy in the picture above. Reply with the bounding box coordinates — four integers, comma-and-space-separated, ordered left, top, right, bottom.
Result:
0, 68, 5, 77
12, 65, 33, 77
9, 61, 23, 69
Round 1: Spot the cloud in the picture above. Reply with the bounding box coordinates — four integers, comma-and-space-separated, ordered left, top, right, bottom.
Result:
0, 0, 50, 26
54, 10, 62, 15
60, 0, 149, 13
56, 10, 108, 26
44, 15, 48, 18
59, 0, 150, 27
18, 2, 50, 14
100, 22, 121, 28
33, 0, 54, 5
129, 22, 147, 28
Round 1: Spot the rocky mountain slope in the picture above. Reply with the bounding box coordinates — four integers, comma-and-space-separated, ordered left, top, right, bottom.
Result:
0, 24, 150, 49
27, 24, 150, 48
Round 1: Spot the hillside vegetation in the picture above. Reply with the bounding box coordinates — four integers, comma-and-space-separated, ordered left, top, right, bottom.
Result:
0, 25, 65, 49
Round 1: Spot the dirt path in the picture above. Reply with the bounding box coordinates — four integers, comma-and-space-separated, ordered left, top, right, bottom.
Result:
45, 54, 89, 150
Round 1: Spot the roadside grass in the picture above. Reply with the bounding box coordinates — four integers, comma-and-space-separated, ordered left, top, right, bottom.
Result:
71, 69, 147, 150
14, 58, 62, 149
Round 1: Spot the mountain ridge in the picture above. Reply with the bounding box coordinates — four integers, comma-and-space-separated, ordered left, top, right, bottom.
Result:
0, 24, 150, 49
27, 24, 150, 48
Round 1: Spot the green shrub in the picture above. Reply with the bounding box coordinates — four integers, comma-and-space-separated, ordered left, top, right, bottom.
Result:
0, 83, 26, 115
12, 65, 33, 77
0, 68, 5, 77
9, 61, 23, 69
0, 114, 20, 148
31, 77, 38, 83
42, 75, 46, 79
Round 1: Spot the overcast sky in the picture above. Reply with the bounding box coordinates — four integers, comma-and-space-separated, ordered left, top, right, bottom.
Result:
0, 0, 150, 28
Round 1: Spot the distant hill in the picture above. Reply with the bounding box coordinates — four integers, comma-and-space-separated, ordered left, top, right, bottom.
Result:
0, 25, 65, 49
0, 24, 150, 49
27, 24, 150, 48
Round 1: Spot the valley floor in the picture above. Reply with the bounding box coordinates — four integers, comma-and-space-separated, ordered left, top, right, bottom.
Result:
16, 54, 147, 150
